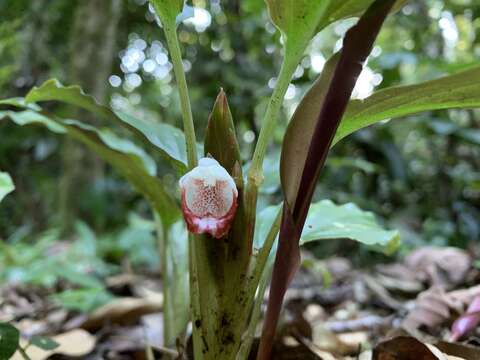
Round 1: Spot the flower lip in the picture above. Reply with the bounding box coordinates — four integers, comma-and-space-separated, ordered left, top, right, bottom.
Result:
179, 157, 238, 238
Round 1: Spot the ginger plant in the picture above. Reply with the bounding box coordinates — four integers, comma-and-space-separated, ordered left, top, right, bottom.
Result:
1, 0, 480, 359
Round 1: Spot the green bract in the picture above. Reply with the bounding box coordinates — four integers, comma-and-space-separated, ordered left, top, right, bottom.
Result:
149, 0, 184, 23
265, 0, 329, 47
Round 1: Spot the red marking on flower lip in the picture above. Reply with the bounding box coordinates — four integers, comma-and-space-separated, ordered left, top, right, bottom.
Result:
179, 157, 238, 238
181, 187, 237, 238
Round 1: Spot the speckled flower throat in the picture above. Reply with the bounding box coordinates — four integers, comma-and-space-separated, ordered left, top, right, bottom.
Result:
179, 157, 238, 238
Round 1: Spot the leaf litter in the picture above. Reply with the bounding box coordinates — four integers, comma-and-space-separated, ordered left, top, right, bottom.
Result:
2, 245, 480, 359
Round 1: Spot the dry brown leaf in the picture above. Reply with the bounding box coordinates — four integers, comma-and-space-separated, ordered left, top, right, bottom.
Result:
376, 247, 472, 297
402, 286, 463, 333
435, 341, 480, 360
363, 275, 404, 310
12, 329, 95, 360
448, 285, 480, 308
405, 247, 471, 289
372, 336, 466, 360
374, 272, 424, 294
80, 297, 163, 330
402, 285, 480, 336
311, 325, 362, 356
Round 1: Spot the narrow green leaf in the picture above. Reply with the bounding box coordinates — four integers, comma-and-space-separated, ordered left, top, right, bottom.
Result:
335, 66, 480, 145
25, 79, 113, 119
301, 200, 399, 254
0, 109, 65, 133
0, 97, 40, 110
64, 120, 180, 226
316, 0, 407, 32
166, 221, 190, 343
24, 79, 189, 172
115, 111, 190, 173
0, 323, 20, 360
0, 172, 15, 203
0, 110, 180, 226
64, 119, 157, 176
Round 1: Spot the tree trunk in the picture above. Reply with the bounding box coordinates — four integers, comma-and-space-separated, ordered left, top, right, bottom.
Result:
59, 0, 122, 234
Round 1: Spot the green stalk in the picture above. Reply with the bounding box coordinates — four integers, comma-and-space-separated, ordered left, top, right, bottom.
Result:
247, 50, 299, 185
236, 266, 273, 360
162, 17, 198, 169
244, 47, 301, 243
155, 214, 173, 347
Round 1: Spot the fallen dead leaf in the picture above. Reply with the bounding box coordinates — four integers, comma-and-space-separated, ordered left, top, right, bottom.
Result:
435, 341, 480, 360
363, 274, 404, 310
12, 329, 95, 360
405, 247, 471, 290
402, 286, 463, 334
80, 296, 163, 330
402, 285, 480, 338
311, 325, 361, 356
372, 336, 464, 360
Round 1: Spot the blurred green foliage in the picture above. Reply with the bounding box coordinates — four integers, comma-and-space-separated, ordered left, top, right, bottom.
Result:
0, 0, 479, 257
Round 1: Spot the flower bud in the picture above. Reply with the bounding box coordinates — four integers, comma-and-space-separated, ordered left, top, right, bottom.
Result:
179, 157, 238, 238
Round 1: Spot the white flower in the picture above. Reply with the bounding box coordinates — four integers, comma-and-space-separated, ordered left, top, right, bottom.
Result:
179, 157, 238, 238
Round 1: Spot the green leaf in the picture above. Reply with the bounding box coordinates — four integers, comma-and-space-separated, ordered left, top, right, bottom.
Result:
0, 97, 40, 110
165, 221, 190, 344
0, 109, 65, 133
54, 266, 103, 289
265, 0, 330, 64
51, 288, 114, 313
301, 200, 399, 254
316, 0, 407, 32
335, 66, 480, 146
0, 110, 180, 226
258, 152, 281, 195
115, 111, 189, 173
0, 322, 20, 360
64, 119, 157, 176
149, 0, 184, 24
24, 79, 189, 172
254, 204, 282, 251
0, 171, 14, 203
254, 200, 399, 255
265, 0, 329, 41
29, 335, 59, 351
25, 79, 113, 119
265, 0, 405, 54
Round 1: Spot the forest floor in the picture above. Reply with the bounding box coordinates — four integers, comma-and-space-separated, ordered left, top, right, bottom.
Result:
2, 245, 480, 359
